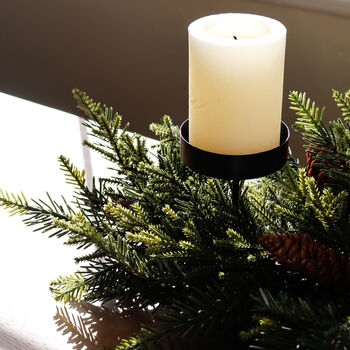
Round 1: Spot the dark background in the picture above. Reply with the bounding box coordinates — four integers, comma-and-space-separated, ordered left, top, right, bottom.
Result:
1, 0, 350, 162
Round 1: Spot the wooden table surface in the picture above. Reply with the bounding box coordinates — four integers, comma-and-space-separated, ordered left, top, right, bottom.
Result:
0, 92, 154, 349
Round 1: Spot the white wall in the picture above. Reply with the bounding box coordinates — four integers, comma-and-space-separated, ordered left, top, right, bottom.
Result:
1, 0, 349, 162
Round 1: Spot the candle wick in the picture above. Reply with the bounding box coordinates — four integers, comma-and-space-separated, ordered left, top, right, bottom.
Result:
233, 35, 237, 40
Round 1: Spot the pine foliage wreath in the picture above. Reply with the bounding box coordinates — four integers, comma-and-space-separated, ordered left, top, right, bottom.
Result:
1, 88, 350, 349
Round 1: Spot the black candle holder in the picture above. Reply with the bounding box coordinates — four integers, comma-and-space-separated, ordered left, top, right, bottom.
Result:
180, 119, 290, 202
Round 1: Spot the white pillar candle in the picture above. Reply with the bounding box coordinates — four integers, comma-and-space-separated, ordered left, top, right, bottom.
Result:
189, 13, 286, 155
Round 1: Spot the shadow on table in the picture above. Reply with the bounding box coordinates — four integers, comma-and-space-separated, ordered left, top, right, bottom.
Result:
54, 301, 155, 350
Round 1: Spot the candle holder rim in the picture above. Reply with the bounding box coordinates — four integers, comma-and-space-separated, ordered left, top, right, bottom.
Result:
180, 119, 290, 180
180, 119, 290, 158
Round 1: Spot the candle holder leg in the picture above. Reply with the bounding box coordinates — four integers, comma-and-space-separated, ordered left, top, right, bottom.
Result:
230, 179, 240, 205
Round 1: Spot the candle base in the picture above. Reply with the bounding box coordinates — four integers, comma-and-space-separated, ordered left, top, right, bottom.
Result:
180, 119, 290, 180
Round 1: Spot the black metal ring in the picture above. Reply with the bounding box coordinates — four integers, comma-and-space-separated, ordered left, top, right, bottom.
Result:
180, 119, 290, 180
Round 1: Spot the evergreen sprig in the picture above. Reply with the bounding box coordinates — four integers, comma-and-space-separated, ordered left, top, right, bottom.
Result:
290, 90, 350, 189
333, 89, 350, 119
290, 90, 330, 143
248, 289, 350, 350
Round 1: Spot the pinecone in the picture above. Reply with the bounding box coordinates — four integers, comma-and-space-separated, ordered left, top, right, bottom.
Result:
306, 143, 347, 189
116, 199, 131, 208
306, 145, 332, 188
259, 232, 350, 292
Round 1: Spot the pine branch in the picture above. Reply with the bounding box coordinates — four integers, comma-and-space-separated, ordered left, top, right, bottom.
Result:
82, 139, 119, 163
50, 273, 87, 303
59, 155, 105, 209
248, 289, 350, 349
54, 212, 150, 276
333, 89, 350, 119
289, 91, 350, 187
74, 249, 105, 263
149, 115, 179, 145
115, 326, 181, 350
0, 189, 76, 238
59, 155, 86, 191
0, 189, 29, 216
153, 281, 251, 349
73, 88, 129, 169
289, 91, 329, 140
72, 89, 104, 119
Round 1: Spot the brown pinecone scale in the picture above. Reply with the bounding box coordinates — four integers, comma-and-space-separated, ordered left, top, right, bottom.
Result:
259, 232, 350, 292
306, 146, 332, 188
306, 142, 347, 189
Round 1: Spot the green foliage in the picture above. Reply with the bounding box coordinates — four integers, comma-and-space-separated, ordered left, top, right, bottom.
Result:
290, 90, 350, 189
249, 165, 350, 251
1, 88, 350, 349
50, 273, 87, 303
115, 326, 179, 350
290, 91, 327, 136
333, 89, 350, 119
247, 289, 350, 350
